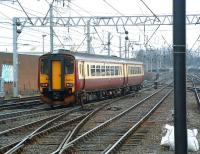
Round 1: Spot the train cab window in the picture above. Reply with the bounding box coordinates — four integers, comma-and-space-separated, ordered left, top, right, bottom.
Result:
91, 65, 95, 76
101, 66, 105, 76
41, 59, 48, 74
65, 60, 74, 74
96, 65, 100, 76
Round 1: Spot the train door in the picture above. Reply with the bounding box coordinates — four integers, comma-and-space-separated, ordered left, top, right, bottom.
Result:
52, 60, 61, 90
123, 64, 128, 85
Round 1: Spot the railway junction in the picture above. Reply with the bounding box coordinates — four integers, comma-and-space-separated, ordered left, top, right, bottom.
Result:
0, 0, 199, 153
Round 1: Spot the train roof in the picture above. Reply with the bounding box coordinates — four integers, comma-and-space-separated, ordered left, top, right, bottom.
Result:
43, 49, 143, 65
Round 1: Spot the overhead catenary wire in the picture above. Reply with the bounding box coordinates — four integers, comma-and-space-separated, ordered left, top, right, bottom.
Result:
70, 1, 93, 16
0, 2, 44, 17
16, 0, 33, 25
138, 0, 161, 46
189, 34, 200, 53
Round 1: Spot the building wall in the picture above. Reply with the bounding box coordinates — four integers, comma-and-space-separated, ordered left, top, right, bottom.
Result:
0, 52, 39, 96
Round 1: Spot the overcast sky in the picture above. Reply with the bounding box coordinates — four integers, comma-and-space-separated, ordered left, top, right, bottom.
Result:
0, 0, 200, 56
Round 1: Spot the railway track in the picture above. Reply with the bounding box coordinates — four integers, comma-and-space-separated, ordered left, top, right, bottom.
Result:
0, 96, 43, 112
0, 105, 62, 120
3, 96, 41, 103
58, 84, 172, 153
0, 105, 83, 153
0, 78, 171, 154
0, 107, 71, 132
0, 98, 114, 153
0, 83, 161, 154
191, 78, 200, 108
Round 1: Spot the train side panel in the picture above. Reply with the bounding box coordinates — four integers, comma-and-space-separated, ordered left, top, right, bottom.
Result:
82, 62, 124, 91
127, 64, 144, 86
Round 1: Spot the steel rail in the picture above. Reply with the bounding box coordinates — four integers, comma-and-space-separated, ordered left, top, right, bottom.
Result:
0, 106, 62, 120
191, 78, 200, 107
0, 112, 62, 136
103, 89, 173, 154
3, 96, 41, 104
0, 106, 81, 153
55, 84, 171, 154
0, 100, 41, 109
7, 91, 144, 154
2, 85, 157, 154
60, 84, 171, 152
5, 112, 90, 154
0, 142, 18, 154
3, 98, 115, 153
1, 106, 93, 154
52, 103, 110, 154
0, 107, 66, 124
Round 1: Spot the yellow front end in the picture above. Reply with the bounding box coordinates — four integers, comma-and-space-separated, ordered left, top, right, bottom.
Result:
39, 56, 75, 106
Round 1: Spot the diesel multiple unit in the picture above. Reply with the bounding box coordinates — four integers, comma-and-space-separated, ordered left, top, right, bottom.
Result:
38, 50, 144, 106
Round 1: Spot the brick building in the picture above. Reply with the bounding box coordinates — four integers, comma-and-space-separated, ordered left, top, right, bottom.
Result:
0, 52, 39, 96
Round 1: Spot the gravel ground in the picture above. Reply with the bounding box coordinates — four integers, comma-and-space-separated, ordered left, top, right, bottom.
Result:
119, 89, 200, 154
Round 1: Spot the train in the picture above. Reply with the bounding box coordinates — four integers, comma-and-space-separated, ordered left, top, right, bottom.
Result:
38, 49, 144, 106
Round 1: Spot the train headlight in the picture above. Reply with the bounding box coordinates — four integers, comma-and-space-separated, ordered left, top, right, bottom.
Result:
40, 83, 48, 87
66, 83, 73, 87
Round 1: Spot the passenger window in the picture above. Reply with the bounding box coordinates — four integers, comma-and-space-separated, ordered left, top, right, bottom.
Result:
101, 66, 105, 76
96, 65, 100, 76
65, 59, 74, 74
87, 65, 90, 76
115, 66, 119, 75
119, 66, 122, 75
111, 66, 114, 76
91, 65, 95, 76
106, 66, 110, 76
41, 59, 48, 74
128, 66, 131, 75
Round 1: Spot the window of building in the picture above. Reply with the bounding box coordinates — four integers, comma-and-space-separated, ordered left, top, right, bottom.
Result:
1, 64, 13, 82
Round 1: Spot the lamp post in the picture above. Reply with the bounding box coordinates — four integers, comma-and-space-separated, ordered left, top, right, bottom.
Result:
42, 34, 46, 54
